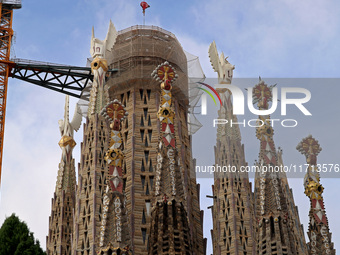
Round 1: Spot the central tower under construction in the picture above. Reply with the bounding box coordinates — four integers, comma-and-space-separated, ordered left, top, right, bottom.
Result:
47, 25, 205, 255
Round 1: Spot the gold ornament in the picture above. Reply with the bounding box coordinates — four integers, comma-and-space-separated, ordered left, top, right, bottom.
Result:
256, 123, 274, 141
105, 148, 124, 167
58, 136, 76, 148
91, 57, 108, 72
305, 180, 324, 198
157, 107, 174, 123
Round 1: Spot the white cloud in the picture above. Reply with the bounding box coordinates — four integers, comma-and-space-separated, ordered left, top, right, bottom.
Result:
189, 0, 340, 77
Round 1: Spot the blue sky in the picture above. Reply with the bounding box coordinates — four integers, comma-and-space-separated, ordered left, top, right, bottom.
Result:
0, 0, 339, 253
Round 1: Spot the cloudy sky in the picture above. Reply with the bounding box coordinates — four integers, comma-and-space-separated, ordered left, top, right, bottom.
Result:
0, 0, 339, 253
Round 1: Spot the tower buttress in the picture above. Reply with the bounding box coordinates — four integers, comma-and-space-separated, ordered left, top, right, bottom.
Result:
297, 135, 335, 255
209, 41, 256, 255
47, 95, 81, 255
253, 80, 307, 254
148, 62, 197, 254
96, 99, 131, 254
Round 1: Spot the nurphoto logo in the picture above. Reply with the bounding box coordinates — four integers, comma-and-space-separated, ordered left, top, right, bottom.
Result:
198, 81, 312, 128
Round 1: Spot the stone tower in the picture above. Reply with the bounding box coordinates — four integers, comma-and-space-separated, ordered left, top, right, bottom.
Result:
209, 42, 256, 255
47, 96, 81, 254
252, 80, 307, 254
297, 135, 335, 255
69, 24, 205, 255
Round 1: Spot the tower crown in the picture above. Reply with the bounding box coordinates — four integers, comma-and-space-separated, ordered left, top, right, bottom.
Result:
90, 20, 117, 58
209, 40, 235, 84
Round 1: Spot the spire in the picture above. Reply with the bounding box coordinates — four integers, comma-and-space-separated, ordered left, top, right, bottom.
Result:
253, 80, 307, 254
73, 97, 111, 254
47, 95, 78, 255
88, 56, 110, 117
96, 99, 130, 254
88, 21, 118, 117
148, 61, 195, 254
151, 61, 180, 201
297, 135, 335, 255
208, 42, 256, 255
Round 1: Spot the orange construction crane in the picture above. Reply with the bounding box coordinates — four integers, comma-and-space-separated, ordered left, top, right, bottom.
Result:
0, 0, 21, 185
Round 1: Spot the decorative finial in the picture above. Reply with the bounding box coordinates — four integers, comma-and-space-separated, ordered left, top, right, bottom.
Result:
101, 99, 128, 131
90, 20, 118, 58
296, 135, 322, 165
208, 41, 235, 84
252, 81, 275, 110
151, 61, 178, 85
152, 61, 177, 128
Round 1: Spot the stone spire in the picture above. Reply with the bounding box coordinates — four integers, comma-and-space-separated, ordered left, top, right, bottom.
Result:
148, 61, 196, 254
253, 80, 307, 254
208, 42, 256, 255
96, 99, 130, 254
47, 95, 81, 255
87, 57, 110, 116
72, 21, 117, 254
297, 135, 335, 255
88, 20, 117, 117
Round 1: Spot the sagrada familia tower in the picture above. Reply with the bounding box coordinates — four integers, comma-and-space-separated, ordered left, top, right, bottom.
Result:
45, 21, 335, 255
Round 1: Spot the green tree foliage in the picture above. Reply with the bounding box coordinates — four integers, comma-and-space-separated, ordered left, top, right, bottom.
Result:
0, 213, 46, 255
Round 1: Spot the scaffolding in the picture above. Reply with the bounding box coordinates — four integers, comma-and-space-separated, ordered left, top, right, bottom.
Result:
78, 25, 204, 134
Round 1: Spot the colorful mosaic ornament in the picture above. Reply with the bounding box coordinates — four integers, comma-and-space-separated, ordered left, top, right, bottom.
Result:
151, 61, 178, 83
157, 106, 174, 124
161, 89, 172, 108
255, 118, 274, 141
99, 99, 128, 247
297, 135, 322, 165
252, 79, 276, 110
105, 148, 124, 167
152, 61, 179, 197
101, 99, 128, 131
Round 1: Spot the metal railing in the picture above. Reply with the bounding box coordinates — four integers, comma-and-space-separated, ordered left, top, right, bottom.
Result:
11, 58, 71, 67
118, 25, 176, 39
